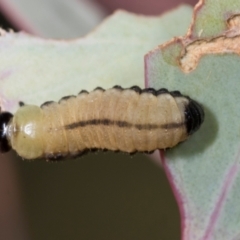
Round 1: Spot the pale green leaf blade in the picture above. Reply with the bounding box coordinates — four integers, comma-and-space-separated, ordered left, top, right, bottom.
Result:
0, 6, 192, 113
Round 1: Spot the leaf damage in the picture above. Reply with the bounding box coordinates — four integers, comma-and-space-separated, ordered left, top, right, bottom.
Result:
180, 14, 240, 73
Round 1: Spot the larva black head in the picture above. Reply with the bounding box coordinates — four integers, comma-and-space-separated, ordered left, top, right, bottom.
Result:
0, 112, 13, 153
184, 99, 204, 135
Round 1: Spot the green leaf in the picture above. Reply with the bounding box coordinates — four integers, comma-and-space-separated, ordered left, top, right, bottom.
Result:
0, 6, 192, 113
146, 0, 240, 239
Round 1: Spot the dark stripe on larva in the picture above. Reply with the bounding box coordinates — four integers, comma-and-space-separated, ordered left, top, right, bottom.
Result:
65, 118, 184, 130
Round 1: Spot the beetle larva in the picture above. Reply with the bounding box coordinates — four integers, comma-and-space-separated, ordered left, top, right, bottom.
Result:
0, 86, 204, 160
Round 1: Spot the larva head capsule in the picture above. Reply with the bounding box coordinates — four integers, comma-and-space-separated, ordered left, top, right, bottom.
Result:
0, 111, 13, 153
184, 99, 204, 135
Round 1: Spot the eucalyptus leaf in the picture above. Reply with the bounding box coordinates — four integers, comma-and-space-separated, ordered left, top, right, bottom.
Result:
0, 6, 192, 113
146, 0, 240, 239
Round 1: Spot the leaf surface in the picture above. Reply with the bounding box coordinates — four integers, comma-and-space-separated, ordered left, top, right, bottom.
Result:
146, 0, 240, 239
0, 6, 192, 113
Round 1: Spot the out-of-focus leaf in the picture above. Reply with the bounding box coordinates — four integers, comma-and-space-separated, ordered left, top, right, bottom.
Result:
0, 6, 192, 113
146, 0, 240, 239
0, 0, 107, 38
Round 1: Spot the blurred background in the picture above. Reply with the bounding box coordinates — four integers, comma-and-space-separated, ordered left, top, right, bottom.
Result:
0, 0, 196, 239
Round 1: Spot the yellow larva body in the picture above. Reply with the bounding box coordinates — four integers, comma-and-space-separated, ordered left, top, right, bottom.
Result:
1, 86, 204, 160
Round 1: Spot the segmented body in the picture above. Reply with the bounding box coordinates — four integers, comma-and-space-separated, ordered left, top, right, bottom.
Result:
0, 86, 204, 160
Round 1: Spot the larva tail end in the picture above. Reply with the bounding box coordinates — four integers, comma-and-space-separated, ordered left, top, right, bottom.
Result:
185, 99, 204, 135
0, 112, 13, 152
